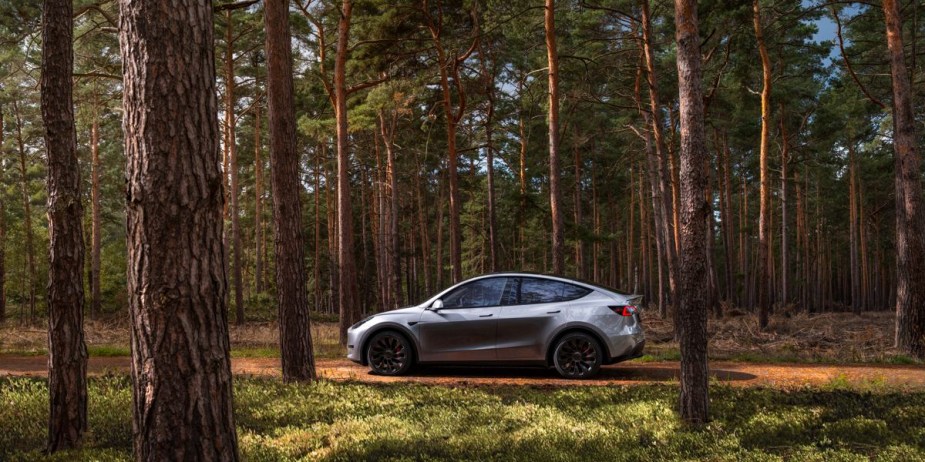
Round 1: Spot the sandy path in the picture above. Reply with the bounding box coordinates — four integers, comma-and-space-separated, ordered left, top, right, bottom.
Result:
2, 355, 924, 389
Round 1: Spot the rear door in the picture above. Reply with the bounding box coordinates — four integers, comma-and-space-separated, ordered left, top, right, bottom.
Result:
496, 277, 592, 361
416, 277, 514, 362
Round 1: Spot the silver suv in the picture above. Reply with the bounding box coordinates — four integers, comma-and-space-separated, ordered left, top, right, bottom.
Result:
346, 273, 645, 379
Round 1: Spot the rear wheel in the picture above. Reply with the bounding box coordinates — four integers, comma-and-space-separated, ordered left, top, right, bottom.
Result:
552, 333, 603, 379
366, 331, 413, 376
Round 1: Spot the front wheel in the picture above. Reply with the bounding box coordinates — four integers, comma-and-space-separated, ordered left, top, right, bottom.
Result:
366, 331, 413, 376
552, 333, 603, 379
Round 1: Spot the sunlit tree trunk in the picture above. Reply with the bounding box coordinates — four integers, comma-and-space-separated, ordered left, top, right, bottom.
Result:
545, 0, 565, 275
674, 0, 710, 424
883, 0, 925, 358
753, 0, 772, 330
118, 0, 240, 457
264, 0, 317, 379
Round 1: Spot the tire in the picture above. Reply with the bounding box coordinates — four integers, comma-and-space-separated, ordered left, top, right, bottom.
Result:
552, 332, 603, 379
366, 331, 414, 376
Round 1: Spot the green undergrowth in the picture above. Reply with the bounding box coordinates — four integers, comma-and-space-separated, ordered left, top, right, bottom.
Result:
2, 376, 924, 461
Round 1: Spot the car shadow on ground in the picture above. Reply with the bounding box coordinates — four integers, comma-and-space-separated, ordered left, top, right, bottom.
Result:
397, 364, 757, 382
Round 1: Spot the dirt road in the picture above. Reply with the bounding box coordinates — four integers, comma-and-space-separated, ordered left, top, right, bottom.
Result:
2, 355, 924, 389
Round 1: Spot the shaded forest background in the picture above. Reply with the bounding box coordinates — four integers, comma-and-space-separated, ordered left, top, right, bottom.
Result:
0, 0, 922, 323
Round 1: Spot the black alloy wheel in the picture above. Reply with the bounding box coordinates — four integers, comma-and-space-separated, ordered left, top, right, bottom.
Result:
366, 331, 413, 376
553, 333, 603, 379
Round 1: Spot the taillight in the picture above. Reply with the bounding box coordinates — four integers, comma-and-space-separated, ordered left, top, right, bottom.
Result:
609, 305, 637, 317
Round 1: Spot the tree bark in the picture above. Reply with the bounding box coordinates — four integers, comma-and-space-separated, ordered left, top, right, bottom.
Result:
753, 0, 772, 330
848, 141, 860, 314
883, 0, 925, 358
42, 0, 88, 450
674, 0, 710, 424
264, 0, 317, 379
335, 0, 361, 343
118, 0, 239, 458
779, 111, 789, 307
545, 0, 565, 275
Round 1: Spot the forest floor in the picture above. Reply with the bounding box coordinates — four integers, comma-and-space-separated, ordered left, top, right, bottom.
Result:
2, 310, 923, 390
2, 356, 925, 390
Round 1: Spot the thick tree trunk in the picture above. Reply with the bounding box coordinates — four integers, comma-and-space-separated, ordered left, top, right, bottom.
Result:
546, 0, 565, 275
674, 0, 710, 424
12, 101, 36, 322
42, 0, 88, 450
264, 0, 316, 379
335, 0, 361, 342
753, 0, 772, 330
118, 0, 239, 458
883, 0, 925, 358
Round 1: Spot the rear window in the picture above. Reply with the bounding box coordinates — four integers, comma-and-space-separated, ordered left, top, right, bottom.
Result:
519, 278, 592, 304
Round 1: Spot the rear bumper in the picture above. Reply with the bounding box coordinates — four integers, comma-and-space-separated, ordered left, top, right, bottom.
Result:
607, 339, 645, 364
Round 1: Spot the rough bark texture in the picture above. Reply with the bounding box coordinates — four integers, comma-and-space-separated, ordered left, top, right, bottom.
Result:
42, 0, 88, 450
545, 0, 564, 275
264, 0, 317, 379
118, 0, 240, 458
335, 0, 361, 343
883, 0, 925, 358
753, 0, 772, 330
674, 0, 710, 424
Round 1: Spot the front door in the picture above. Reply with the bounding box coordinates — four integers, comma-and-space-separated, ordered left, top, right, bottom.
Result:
416, 277, 514, 363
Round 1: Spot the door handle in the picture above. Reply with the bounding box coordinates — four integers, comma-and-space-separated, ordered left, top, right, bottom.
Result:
479, 314, 494, 318
547, 310, 561, 314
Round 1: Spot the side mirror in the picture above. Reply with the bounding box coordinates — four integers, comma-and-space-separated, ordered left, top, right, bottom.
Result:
430, 299, 444, 310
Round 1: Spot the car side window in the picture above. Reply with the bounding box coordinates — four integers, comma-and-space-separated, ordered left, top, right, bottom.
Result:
441, 277, 510, 308
518, 278, 591, 304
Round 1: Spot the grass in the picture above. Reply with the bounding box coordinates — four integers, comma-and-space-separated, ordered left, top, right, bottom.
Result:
2, 376, 925, 461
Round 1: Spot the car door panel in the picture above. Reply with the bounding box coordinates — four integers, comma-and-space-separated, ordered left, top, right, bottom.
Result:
496, 303, 563, 361
417, 307, 499, 362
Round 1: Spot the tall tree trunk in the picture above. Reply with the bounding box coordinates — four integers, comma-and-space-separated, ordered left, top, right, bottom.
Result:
0, 106, 5, 323
545, 0, 564, 275
779, 111, 789, 306
254, 101, 265, 293
479, 48, 498, 272
848, 142, 861, 314
335, 0, 361, 342
118, 0, 239, 458
674, 0, 710, 424
573, 144, 583, 278
883, 0, 925, 358
90, 103, 101, 317
378, 110, 403, 307
12, 101, 36, 322
42, 0, 88, 450
264, 0, 316, 379
224, 10, 245, 325
753, 0, 772, 330
641, 0, 680, 326
424, 3, 476, 283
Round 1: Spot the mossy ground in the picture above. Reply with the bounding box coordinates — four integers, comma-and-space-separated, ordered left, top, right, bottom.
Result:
2, 375, 924, 461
